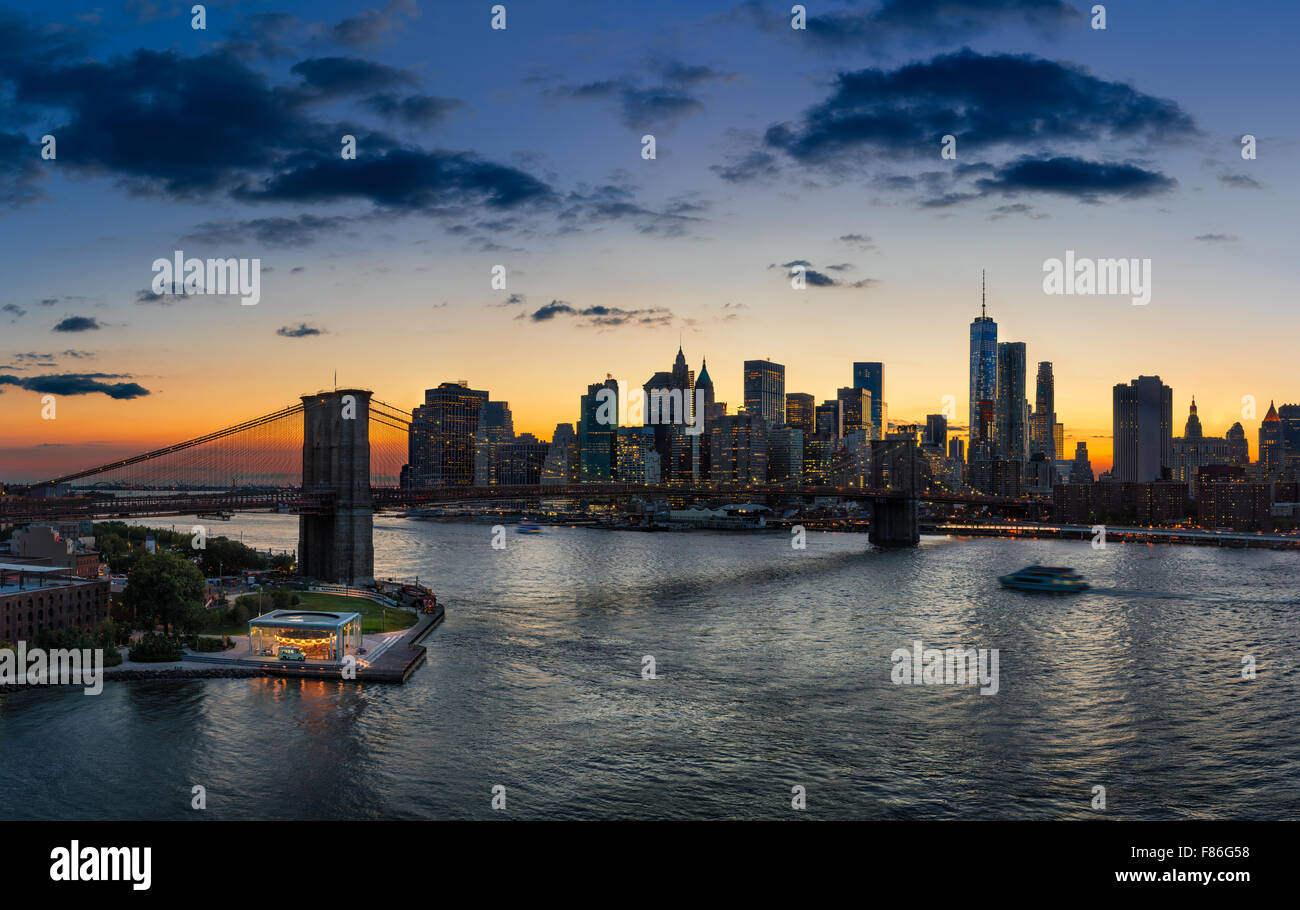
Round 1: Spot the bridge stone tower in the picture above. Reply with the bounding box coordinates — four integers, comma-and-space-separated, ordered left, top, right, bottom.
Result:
869, 430, 922, 548
299, 389, 374, 585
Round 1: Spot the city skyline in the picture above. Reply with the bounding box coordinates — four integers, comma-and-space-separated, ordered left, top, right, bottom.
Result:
2, 303, 1295, 483
2, 1, 1297, 480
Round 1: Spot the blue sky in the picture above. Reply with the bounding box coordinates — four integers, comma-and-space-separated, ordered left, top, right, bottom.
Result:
1, 0, 1297, 478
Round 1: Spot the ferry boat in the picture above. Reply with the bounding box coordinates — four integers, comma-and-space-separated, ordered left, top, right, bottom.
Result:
516, 521, 543, 534
998, 565, 1090, 593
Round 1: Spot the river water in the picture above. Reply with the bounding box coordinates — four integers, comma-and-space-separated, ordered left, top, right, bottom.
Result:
2, 514, 1297, 819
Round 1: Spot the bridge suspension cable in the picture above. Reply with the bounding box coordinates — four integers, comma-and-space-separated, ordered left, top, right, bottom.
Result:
34, 403, 307, 488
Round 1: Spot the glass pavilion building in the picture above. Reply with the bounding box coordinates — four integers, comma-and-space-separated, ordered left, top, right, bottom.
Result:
249, 610, 363, 661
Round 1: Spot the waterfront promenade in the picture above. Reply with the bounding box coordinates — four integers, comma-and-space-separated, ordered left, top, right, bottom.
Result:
97, 602, 445, 684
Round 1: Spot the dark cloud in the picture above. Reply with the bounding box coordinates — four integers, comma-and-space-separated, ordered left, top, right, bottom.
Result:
0, 16, 543, 213
736, 0, 1082, 47
549, 60, 733, 131
552, 78, 700, 130
52, 315, 101, 332
557, 183, 706, 237
12, 350, 92, 363
365, 93, 463, 126
711, 150, 780, 183
525, 301, 673, 327
184, 214, 341, 248
1219, 173, 1263, 190
236, 147, 554, 210
973, 156, 1176, 201
3, 302, 26, 319
220, 11, 300, 61
0, 12, 685, 242
772, 260, 878, 289
1194, 233, 1238, 244
136, 288, 187, 305
0, 130, 44, 206
290, 57, 415, 97
276, 323, 325, 337
331, 0, 419, 49
529, 301, 576, 321
987, 202, 1044, 220
764, 49, 1196, 165
0, 372, 149, 399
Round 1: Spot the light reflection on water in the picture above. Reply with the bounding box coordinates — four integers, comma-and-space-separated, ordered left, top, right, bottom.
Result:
2, 513, 1298, 819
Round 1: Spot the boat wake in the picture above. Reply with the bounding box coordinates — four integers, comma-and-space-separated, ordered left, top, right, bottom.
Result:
1088, 586, 1300, 605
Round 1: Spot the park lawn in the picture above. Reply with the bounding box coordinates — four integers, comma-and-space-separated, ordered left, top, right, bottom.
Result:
215, 591, 417, 636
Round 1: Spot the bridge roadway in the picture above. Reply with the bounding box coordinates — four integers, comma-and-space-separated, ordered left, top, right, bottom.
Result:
0, 484, 1032, 522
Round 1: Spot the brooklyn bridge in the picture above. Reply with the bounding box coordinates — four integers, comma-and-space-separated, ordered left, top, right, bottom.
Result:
2, 390, 1034, 583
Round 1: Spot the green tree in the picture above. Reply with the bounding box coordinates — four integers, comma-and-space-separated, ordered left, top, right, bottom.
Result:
196, 537, 266, 576
122, 551, 206, 634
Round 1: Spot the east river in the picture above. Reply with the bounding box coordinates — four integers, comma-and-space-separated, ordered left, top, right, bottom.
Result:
2, 514, 1297, 819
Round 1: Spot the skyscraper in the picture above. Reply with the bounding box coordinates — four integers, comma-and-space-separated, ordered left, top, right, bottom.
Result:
1184, 396, 1203, 438
852, 362, 884, 439
578, 377, 618, 481
614, 426, 661, 484
1260, 401, 1285, 477
541, 423, 578, 484
1112, 375, 1173, 482
815, 399, 841, 438
1170, 397, 1232, 495
836, 387, 872, 436
695, 358, 715, 418
743, 359, 785, 425
1277, 404, 1300, 459
1227, 422, 1249, 466
996, 341, 1028, 463
644, 345, 698, 484
475, 400, 516, 484
785, 392, 815, 436
406, 381, 490, 486
925, 414, 948, 451
695, 358, 716, 479
1069, 442, 1093, 483
671, 345, 696, 423
767, 425, 804, 482
969, 272, 998, 463
1031, 361, 1056, 461
708, 412, 768, 484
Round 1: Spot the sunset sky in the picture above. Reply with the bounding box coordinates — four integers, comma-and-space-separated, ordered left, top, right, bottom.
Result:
2, 0, 1296, 482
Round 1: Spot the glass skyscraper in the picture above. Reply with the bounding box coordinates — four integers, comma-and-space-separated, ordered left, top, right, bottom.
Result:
969, 289, 998, 461
1031, 361, 1056, 461
406, 382, 490, 486
996, 341, 1028, 463
578, 377, 618, 482
852, 362, 883, 440
785, 392, 815, 436
743, 359, 785, 425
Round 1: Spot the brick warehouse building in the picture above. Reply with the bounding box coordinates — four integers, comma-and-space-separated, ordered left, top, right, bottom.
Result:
0, 563, 111, 643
